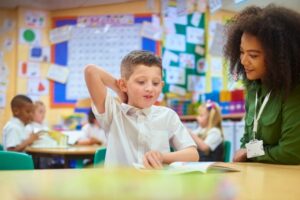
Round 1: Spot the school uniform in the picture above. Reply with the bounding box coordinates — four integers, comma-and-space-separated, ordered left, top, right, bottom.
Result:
241, 83, 300, 164
2, 117, 27, 150
92, 93, 196, 167
80, 123, 107, 145
191, 127, 224, 161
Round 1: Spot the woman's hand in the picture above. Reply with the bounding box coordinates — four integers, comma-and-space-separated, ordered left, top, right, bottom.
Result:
233, 149, 247, 162
143, 150, 164, 169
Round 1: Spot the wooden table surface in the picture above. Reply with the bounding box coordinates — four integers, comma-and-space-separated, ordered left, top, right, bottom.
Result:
25, 145, 101, 168
0, 162, 299, 199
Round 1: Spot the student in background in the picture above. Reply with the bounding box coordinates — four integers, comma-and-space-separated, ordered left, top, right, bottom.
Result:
25, 101, 57, 147
85, 50, 198, 169
76, 109, 106, 146
223, 5, 300, 164
190, 101, 224, 161
2, 94, 39, 151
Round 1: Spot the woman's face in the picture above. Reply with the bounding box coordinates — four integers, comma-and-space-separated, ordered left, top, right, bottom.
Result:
240, 32, 267, 81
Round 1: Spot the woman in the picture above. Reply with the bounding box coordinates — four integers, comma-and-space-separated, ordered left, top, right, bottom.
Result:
223, 4, 300, 164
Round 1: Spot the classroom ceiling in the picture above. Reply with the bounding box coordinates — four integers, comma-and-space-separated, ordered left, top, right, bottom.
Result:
0, 0, 299, 13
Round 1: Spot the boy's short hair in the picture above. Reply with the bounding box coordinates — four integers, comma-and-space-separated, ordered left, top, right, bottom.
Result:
11, 94, 33, 111
120, 50, 162, 80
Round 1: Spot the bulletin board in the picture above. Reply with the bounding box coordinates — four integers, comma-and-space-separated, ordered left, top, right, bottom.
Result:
162, 12, 206, 94
50, 14, 159, 108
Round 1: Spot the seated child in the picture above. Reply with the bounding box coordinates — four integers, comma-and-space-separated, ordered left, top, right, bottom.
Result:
25, 101, 57, 148
76, 109, 107, 146
85, 50, 198, 169
190, 101, 224, 161
2, 94, 39, 151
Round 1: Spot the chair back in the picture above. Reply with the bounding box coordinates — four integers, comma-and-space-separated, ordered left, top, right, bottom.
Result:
0, 151, 34, 170
94, 147, 106, 167
223, 140, 231, 162
0, 144, 3, 151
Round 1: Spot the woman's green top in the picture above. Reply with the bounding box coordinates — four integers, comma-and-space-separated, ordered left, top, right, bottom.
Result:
241, 83, 300, 164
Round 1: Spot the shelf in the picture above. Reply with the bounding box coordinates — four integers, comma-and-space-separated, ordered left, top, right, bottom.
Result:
180, 113, 245, 121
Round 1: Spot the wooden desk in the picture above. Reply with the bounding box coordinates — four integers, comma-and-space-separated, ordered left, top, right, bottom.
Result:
0, 162, 300, 199
25, 145, 100, 168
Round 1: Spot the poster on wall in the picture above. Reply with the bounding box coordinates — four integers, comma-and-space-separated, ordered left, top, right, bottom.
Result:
19, 28, 41, 44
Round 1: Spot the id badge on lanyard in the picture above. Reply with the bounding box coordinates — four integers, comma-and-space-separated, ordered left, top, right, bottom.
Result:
246, 91, 271, 158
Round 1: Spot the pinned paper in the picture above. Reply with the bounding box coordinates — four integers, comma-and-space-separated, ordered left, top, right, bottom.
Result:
18, 61, 41, 77
179, 53, 195, 69
195, 45, 205, 55
191, 12, 202, 27
3, 38, 13, 51
47, 64, 69, 83
186, 26, 204, 45
49, 25, 73, 44
29, 46, 50, 62
163, 50, 179, 68
209, 0, 222, 13
166, 67, 186, 85
25, 11, 46, 28
3, 19, 15, 32
187, 75, 206, 92
19, 28, 41, 44
196, 58, 207, 73
210, 57, 223, 76
140, 21, 162, 41
165, 34, 186, 52
27, 78, 49, 95
169, 85, 186, 96
0, 93, 6, 108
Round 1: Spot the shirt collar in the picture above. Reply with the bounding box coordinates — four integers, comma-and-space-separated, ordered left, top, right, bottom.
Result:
12, 117, 25, 126
121, 103, 151, 117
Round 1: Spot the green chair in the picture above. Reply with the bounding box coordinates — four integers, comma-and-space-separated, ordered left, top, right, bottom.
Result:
0, 144, 3, 151
0, 151, 34, 170
93, 147, 106, 167
223, 140, 231, 163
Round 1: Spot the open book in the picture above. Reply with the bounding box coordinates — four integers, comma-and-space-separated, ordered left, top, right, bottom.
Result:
167, 162, 239, 174
134, 162, 239, 174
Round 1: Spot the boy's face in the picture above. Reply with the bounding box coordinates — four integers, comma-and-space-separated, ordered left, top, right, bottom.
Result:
120, 64, 163, 109
13, 102, 34, 125
33, 105, 46, 124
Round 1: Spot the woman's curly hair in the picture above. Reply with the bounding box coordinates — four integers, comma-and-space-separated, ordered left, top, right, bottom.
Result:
223, 4, 300, 96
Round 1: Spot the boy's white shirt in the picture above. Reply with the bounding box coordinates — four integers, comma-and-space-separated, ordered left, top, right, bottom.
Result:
80, 123, 107, 145
191, 127, 223, 151
92, 93, 196, 167
2, 117, 27, 150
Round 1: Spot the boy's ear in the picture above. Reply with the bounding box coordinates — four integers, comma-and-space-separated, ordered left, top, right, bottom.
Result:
117, 79, 127, 92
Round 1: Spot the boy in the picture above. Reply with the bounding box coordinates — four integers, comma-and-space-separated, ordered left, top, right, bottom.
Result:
85, 50, 198, 169
3, 94, 39, 151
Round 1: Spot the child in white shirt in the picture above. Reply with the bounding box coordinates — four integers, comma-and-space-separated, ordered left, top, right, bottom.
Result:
25, 101, 57, 148
77, 109, 106, 146
85, 50, 198, 169
3, 95, 39, 151
190, 101, 224, 161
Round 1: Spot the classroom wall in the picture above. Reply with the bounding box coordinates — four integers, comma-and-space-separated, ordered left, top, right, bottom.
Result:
0, 9, 17, 143
0, 0, 160, 141
0, 1, 235, 143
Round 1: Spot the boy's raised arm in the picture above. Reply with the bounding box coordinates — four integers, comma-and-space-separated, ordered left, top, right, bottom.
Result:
84, 65, 119, 114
